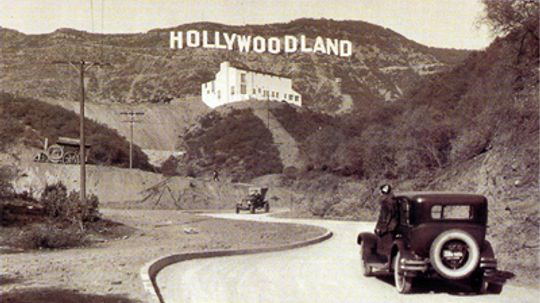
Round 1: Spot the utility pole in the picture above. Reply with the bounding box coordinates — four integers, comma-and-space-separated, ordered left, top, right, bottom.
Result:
265, 90, 270, 129
52, 59, 111, 203
119, 111, 144, 169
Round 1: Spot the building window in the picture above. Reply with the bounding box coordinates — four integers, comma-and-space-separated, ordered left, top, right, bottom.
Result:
295, 95, 299, 101
217, 90, 221, 99
258, 88, 262, 93
284, 94, 288, 99
241, 84, 247, 94
231, 86, 235, 95
289, 95, 293, 101
276, 92, 280, 98
240, 73, 246, 83
264, 90, 269, 97
271, 91, 275, 98
253, 88, 256, 94
211, 81, 215, 93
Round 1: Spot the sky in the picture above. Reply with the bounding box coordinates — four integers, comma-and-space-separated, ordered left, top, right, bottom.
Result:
0, 0, 492, 49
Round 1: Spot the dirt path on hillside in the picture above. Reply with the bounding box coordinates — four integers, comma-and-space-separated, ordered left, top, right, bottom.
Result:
252, 107, 305, 169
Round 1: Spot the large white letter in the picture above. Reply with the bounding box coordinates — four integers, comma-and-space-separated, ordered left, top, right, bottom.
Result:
284, 35, 298, 53
300, 35, 312, 53
313, 36, 326, 54
253, 36, 266, 53
202, 31, 215, 48
170, 31, 183, 49
326, 38, 339, 56
215, 31, 227, 49
340, 40, 353, 57
186, 30, 200, 47
237, 35, 252, 52
268, 37, 281, 54
223, 32, 237, 50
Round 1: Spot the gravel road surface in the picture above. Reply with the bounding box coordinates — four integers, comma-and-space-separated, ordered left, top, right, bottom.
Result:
156, 213, 538, 303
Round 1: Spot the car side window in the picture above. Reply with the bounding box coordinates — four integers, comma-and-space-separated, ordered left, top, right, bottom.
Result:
431, 205, 472, 220
431, 205, 443, 219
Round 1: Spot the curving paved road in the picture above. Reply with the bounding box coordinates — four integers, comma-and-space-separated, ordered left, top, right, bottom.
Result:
156, 213, 538, 303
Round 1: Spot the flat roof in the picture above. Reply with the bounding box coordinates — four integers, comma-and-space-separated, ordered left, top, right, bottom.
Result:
395, 191, 487, 204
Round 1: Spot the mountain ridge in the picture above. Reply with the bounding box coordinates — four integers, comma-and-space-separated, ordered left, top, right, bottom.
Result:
0, 18, 470, 113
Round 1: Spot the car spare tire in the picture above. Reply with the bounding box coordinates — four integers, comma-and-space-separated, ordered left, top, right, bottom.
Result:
429, 229, 480, 280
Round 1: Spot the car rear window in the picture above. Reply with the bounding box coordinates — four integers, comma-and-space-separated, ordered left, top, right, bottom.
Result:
431, 205, 472, 220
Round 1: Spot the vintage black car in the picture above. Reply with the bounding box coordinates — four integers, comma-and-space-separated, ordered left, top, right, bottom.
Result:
357, 192, 501, 294
236, 186, 270, 214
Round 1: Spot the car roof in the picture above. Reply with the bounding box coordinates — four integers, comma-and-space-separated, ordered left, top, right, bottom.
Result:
395, 191, 487, 204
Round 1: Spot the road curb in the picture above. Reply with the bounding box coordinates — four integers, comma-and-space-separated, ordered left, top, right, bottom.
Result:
140, 229, 333, 303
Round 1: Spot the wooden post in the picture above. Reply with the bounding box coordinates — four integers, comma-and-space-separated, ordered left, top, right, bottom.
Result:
51, 59, 111, 203
79, 60, 86, 203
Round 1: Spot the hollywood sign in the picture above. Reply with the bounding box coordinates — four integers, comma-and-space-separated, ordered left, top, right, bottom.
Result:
169, 30, 353, 57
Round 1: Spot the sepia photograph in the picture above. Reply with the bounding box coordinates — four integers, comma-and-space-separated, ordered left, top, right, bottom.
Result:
0, 0, 538, 302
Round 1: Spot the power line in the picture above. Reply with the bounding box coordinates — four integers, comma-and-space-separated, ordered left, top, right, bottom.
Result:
118, 111, 145, 169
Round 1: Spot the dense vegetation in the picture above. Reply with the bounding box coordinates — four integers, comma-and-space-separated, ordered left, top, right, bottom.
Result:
0, 167, 101, 249
180, 108, 283, 181
0, 92, 153, 171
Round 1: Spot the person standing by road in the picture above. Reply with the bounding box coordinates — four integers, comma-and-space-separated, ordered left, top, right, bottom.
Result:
213, 169, 220, 181
375, 184, 399, 256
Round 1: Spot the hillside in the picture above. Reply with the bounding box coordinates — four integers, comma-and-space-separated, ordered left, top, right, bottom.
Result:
171, 13, 539, 284
0, 19, 469, 114
39, 97, 209, 151
178, 107, 283, 182
0, 93, 153, 170
295, 21, 539, 284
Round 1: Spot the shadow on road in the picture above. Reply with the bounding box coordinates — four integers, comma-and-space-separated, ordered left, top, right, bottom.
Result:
1, 288, 143, 303
376, 271, 514, 296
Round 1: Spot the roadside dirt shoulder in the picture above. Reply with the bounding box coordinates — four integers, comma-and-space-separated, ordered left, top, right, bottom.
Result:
1, 209, 326, 303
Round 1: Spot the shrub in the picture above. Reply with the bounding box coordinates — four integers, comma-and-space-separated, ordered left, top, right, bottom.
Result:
0, 166, 15, 200
40, 182, 100, 224
160, 156, 180, 176
15, 224, 85, 249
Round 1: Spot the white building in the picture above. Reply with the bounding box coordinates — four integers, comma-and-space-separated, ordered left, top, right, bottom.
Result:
201, 61, 302, 108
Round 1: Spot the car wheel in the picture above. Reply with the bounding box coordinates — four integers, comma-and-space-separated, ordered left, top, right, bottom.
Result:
235, 206, 239, 214
359, 244, 373, 277
394, 251, 413, 294
430, 229, 480, 280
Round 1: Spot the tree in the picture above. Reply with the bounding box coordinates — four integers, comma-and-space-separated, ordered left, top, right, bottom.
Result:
480, 0, 539, 39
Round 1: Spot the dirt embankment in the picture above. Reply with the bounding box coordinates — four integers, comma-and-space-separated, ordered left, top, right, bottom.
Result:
40, 97, 209, 165
10, 161, 297, 211
1, 209, 326, 303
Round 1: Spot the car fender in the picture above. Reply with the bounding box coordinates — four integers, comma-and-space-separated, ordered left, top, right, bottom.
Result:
357, 232, 377, 246
391, 238, 413, 259
480, 240, 495, 258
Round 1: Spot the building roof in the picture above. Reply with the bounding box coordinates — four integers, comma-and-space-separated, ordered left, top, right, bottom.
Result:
395, 191, 487, 205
